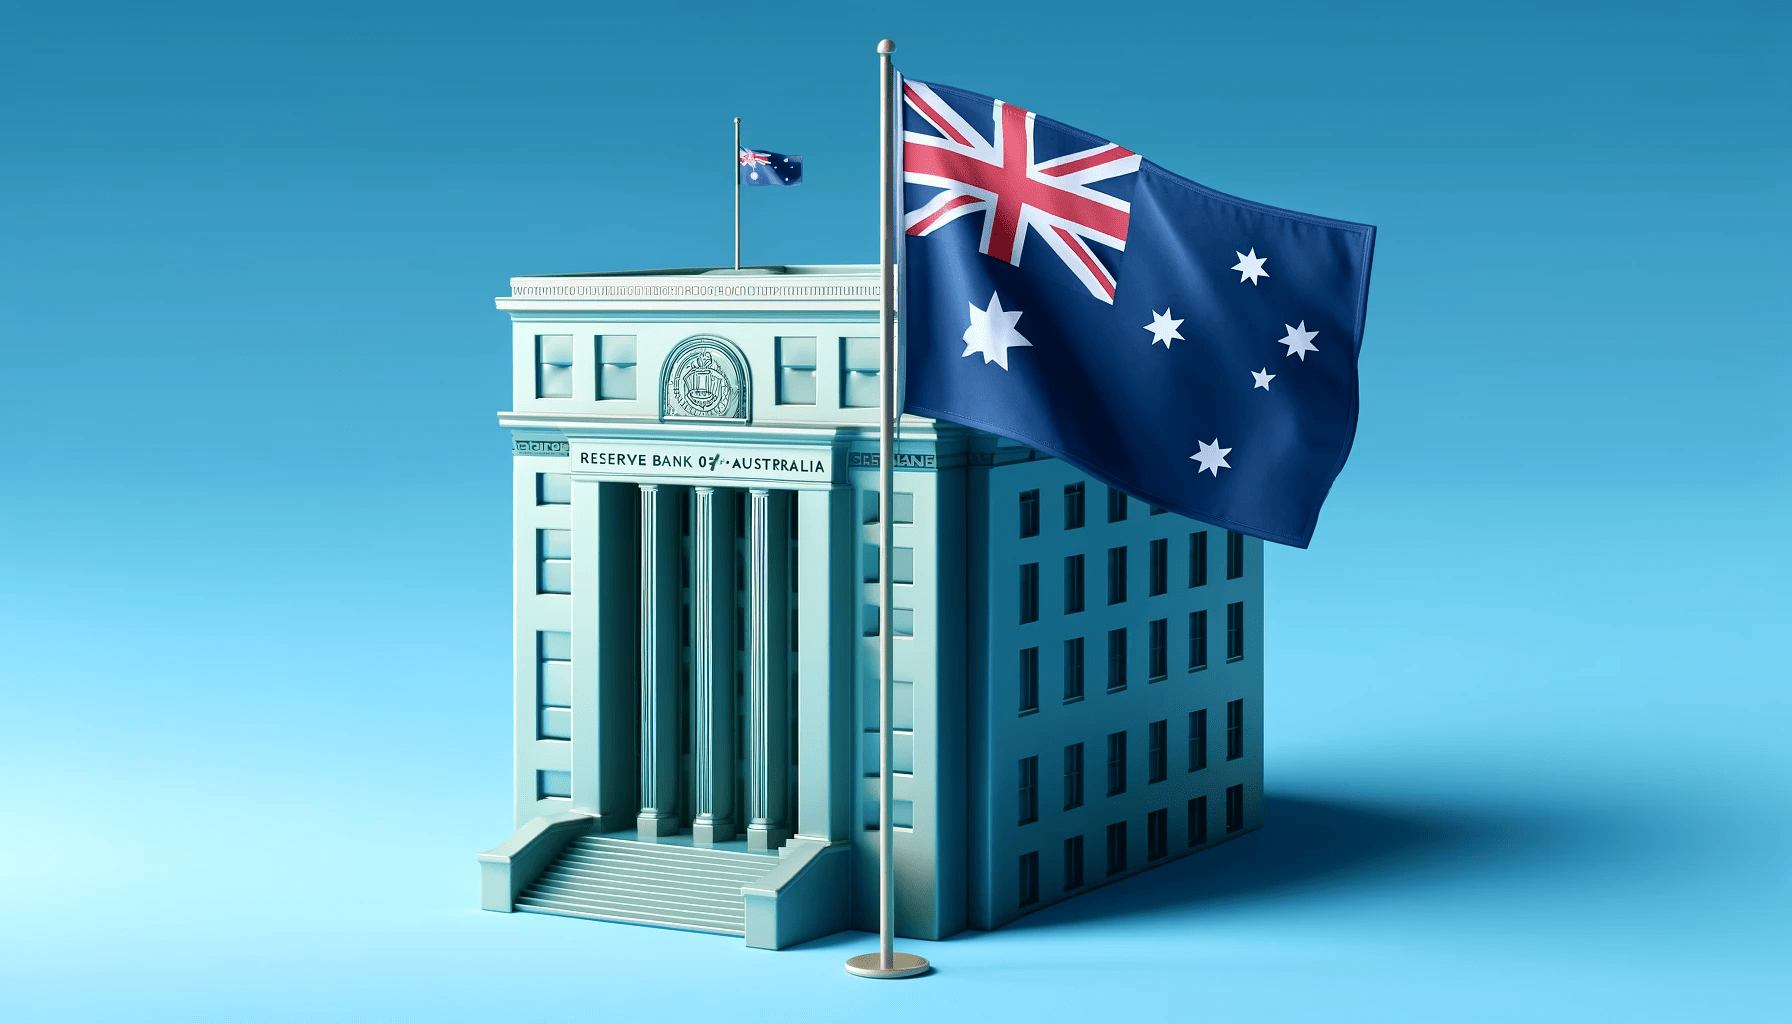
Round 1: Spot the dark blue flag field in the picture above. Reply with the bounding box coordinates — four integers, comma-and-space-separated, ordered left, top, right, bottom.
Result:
899, 78, 1375, 547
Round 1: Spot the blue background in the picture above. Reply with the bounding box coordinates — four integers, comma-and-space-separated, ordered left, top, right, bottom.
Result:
1, 2, 1785, 1019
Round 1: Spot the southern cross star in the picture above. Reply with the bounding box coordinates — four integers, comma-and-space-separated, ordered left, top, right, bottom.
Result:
1252, 368, 1276, 390
1190, 438, 1232, 476
1277, 321, 1319, 361
1232, 248, 1269, 285
962, 291, 1032, 370
1143, 308, 1184, 348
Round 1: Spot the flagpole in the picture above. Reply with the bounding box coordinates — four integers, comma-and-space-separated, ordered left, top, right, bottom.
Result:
846, 35, 927, 982
733, 116, 742, 270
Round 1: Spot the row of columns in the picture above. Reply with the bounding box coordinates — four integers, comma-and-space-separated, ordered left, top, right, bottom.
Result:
635, 482, 791, 849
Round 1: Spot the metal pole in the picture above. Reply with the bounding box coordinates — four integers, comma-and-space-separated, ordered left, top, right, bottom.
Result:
734, 116, 741, 270
845, 36, 927, 982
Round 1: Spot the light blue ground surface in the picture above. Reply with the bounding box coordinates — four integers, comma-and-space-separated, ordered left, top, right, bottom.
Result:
2, 2, 1787, 1019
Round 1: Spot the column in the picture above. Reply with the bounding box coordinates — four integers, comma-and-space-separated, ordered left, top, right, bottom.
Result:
569, 479, 640, 831
691, 486, 737, 844
637, 483, 682, 839
795, 486, 854, 842
746, 488, 793, 850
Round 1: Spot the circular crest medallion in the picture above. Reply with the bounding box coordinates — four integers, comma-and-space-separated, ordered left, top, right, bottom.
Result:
662, 338, 749, 421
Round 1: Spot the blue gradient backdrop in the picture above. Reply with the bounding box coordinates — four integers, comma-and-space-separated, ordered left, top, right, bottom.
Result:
2, 2, 1786, 1020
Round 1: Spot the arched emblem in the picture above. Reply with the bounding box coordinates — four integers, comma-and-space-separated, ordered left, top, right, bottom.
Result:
662, 337, 750, 422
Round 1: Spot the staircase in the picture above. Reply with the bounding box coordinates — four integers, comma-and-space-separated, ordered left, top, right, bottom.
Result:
515, 836, 779, 935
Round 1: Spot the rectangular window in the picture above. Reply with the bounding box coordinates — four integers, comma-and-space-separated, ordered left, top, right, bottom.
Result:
537, 630, 572, 740
1149, 505, 1166, 516
1226, 784, 1244, 833
1227, 601, 1245, 661
1189, 610, 1209, 670
1148, 719, 1167, 783
1106, 730, 1127, 796
891, 546, 914, 585
1019, 647, 1039, 713
1019, 563, 1039, 624
1019, 756, 1039, 825
1019, 489, 1040, 538
1149, 538, 1167, 595
1107, 546, 1127, 604
892, 491, 914, 524
535, 334, 573, 399
1106, 628, 1127, 692
1227, 698, 1245, 760
1189, 530, 1208, 587
1107, 486, 1127, 523
1188, 795, 1208, 846
1148, 618, 1167, 680
775, 336, 817, 405
1063, 835, 1084, 890
1063, 742, 1085, 809
1106, 821, 1128, 875
1019, 851, 1040, 907
1227, 529, 1245, 579
841, 336, 880, 408
596, 335, 637, 400
536, 472, 571, 505
537, 769, 571, 800
1064, 482, 1085, 529
1189, 709, 1208, 771
1147, 808, 1168, 861
1064, 554, 1085, 614
537, 529, 571, 594
1063, 638, 1085, 702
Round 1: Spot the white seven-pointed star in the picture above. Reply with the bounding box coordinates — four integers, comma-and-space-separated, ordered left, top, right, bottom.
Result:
962, 291, 1032, 370
1277, 321, 1319, 361
1143, 308, 1184, 348
1190, 438, 1232, 476
1232, 248, 1269, 285
1252, 368, 1276, 390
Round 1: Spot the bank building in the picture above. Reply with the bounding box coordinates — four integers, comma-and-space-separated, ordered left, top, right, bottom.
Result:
477, 264, 1264, 948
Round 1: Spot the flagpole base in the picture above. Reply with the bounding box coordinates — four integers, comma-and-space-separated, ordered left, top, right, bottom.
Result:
844, 952, 930, 979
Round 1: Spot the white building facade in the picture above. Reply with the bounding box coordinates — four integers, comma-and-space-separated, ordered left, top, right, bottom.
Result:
477, 265, 1262, 947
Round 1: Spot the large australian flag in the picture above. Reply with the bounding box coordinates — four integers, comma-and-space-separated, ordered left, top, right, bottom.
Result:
899, 79, 1375, 548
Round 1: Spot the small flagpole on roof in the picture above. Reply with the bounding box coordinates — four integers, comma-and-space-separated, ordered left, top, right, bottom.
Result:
733, 116, 742, 270
845, 35, 928, 982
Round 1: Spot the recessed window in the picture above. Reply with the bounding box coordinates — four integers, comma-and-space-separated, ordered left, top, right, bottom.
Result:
537, 529, 571, 594
1148, 618, 1167, 681
1063, 835, 1085, 890
1064, 554, 1085, 614
1107, 486, 1127, 523
1149, 538, 1167, 596
1019, 563, 1039, 624
1188, 709, 1208, 772
537, 630, 572, 740
535, 335, 573, 399
1105, 821, 1128, 875
891, 607, 914, 637
892, 491, 914, 524
1147, 808, 1168, 861
892, 546, 914, 585
1064, 483, 1085, 529
1227, 530, 1245, 580
1019, 647, 1039, 714
1189, 531, 1208, 588
1019, 851, 1040, 907
1019, 756, 1039, 825
1107, 546, 1127, 604
841, 336, 880, 408
1148, 719, 1167, 783
1225, 784, 1244, 833
1106, 730, 1127, 796
1063, 638, 1084, 702
536, 472, 571, 505
776, 336, 817, 405
1189, 610, 1209, 671
537, 769, 571, 800
1227, 698, 1245, 761
596, 335, 637, 400
1227, 601, 1245, 662
1063, 742, 1084, 809
1019, 489, 1040, 538
1188, 795, 1208, 846
1149, 505, 1166, 516
1106, 628, 1127, 692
